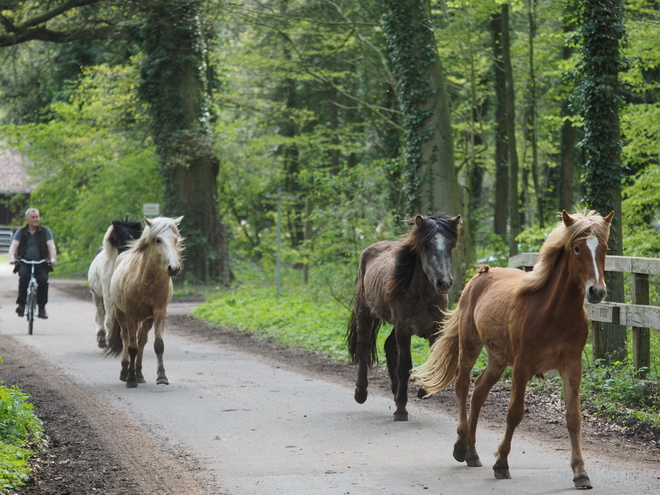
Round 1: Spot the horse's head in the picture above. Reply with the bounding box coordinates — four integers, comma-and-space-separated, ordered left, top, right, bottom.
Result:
414, 213, 461, 294
562, 210, 614, 303
112, 216, 143, 254
143, 216, 185, 277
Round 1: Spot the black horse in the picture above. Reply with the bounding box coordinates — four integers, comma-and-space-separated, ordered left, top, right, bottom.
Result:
346, 212, 461, 421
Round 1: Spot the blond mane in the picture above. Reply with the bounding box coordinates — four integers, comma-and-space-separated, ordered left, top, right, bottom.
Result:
517, 210, 611, 294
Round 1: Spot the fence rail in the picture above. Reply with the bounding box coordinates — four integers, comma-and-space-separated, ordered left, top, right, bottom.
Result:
0, 227, 12, 254
509, 253, 658, 375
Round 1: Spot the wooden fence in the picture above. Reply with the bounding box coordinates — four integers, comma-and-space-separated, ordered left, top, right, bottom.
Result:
509, 253, 659, 376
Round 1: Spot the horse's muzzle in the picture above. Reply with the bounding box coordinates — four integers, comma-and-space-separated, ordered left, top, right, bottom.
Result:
167, 266, 181, 277
436, 278, 453, 295
587, 285, 606, 303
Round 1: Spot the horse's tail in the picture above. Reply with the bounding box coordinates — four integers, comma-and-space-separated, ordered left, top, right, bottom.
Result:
346, 259, 381, 368
412, 308, 461, 396
103, 308, 123, 358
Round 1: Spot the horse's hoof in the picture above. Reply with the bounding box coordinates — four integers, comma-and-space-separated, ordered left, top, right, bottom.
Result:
126, 380, 138, 389
393, 411, 409, 421
138, 377, 147, 384
417, 387, 428, 399
97, 340, 106, 349
354, 388, 367, 404
573, 474, 592, 489
466, 455, 482, 467
493, 466, 511, 479
157, 377, 169, 385
119, 372, 128, 382
453, 443, 467, 462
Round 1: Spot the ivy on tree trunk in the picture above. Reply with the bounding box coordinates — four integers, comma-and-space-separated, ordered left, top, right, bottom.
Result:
138, 0, 230, 284
577, 0, 626, 362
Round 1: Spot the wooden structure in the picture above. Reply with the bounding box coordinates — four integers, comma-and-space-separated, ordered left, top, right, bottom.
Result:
510, 253, 658, 376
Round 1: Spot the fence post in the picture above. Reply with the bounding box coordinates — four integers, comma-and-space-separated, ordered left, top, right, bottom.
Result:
632, 273, 650, 377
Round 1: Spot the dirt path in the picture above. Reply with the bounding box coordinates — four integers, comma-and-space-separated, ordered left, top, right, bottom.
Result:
0, 277, 658, 494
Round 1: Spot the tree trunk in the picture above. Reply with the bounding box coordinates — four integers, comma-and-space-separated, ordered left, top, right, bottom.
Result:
491, 11, 509, 242
138, 0, 230, 284
579, 0, 626, 362
525, 0, 543, 228
502, 3, 521, 256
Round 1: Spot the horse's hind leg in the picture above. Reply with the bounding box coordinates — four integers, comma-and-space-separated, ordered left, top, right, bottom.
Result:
353, 314, 376, 404
384, 330, 398, 397
91, 290, 106, 348
453, 337, 483, 465
391, 329, 413, 421
560, 362, 592, 489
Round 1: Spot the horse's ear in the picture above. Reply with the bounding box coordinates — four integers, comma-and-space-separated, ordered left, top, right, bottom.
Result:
415, 215, 425, 227
561, 210, 576, 227
603, 210, 615, 224
173, 216, 184, 225
144, 217, 152, 227
452, 215, 462, 228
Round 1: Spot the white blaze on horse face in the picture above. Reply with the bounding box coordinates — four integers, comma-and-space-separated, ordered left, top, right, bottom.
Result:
421, 233, 453, 294
160, 229, 181, 274
586, 235, 600, 284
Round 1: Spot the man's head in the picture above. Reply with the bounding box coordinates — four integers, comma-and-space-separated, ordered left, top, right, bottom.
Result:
25, 208, 40, 229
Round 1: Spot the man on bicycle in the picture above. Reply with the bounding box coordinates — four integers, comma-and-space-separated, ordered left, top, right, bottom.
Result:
8, 208, 57, 319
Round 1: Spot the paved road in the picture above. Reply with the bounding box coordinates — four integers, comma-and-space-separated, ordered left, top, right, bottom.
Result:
0, 262, 658, 494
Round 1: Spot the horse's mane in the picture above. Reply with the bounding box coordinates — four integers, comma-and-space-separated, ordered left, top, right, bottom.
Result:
517, 210, 611, 294
386, 212, 460, 302
111, 216, 143, 253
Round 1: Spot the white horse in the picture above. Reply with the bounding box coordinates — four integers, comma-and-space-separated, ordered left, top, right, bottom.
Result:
87, 217, 142, 348
104, 216, 184, 388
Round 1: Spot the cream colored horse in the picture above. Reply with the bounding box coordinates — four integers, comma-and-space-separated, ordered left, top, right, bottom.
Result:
105, 216, 184, 388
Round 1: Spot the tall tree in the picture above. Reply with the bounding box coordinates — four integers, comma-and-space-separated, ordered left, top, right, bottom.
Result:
382, 0, 460, 218
577, 0, 626, 361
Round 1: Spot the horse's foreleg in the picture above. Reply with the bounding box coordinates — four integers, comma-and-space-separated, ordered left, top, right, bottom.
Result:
493, 367, 530, 480
464, 357, 507, 467
560, 363, 592, 489
123, 320, 140, 388
392, 330, 412, 421
153, 315, 169, 385
136, 321, 152, 384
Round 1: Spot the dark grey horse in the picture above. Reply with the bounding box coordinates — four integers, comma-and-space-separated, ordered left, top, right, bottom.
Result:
346, 212, 461, 421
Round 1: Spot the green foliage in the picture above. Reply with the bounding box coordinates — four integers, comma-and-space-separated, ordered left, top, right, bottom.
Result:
0, 380, 45, 493
1, 62, 161, 275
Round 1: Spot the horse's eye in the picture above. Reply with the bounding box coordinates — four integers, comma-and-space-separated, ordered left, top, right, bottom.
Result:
155, 238, 162, 244
574, 246, 580, 254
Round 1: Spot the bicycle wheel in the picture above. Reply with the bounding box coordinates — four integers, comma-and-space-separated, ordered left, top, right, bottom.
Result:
27, 284, 36, 335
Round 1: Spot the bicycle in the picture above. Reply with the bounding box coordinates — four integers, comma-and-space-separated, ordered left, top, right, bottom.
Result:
17, 258, 49, 335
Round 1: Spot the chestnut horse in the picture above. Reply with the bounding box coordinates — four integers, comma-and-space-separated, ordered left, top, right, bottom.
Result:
414, 209, 613, 489
88, 216, 142, 348
104, 216, 184, 388
347, 212, 461, 421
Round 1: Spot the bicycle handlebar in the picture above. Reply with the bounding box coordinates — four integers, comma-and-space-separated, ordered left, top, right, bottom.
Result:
17, 258, 50, 265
